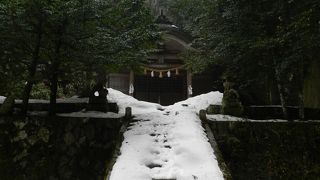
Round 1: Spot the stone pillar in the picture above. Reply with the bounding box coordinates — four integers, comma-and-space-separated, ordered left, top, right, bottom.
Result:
125, 107, 132, 119
199, 109, 207, 123
187, 69, 193, 98
129, 70, 134, 96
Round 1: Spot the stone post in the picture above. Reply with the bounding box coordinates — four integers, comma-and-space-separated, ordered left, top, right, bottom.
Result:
199, 109, 207, 123
125, 107, 132, 119
187, 69, 193, 98
129, 70, 134, 96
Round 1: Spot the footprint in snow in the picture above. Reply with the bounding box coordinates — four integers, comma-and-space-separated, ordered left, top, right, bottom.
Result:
150, 133, 160, 137
162, 159, 168, 163
146, 163, 162, 169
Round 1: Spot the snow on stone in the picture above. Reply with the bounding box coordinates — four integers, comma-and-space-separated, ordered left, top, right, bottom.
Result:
0, 96, 88, 104
0, 96, 6, 103
168, 91, 223, 112
56, 96, 89, 103
27, 97, 88, 104
207, 114, 320, 122
107, 88, 163, 114
109, 90, 224, 180
57, 111, 123, 119
207, 114, 286, 122
28, 111, 49, 116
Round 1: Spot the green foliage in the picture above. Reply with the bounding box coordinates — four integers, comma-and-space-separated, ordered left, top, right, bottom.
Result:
29, 83, 64, 99
0, 0, 159, 100
180, 49, 210, 74
167, 0, 320, 106
29, 83, 51, 100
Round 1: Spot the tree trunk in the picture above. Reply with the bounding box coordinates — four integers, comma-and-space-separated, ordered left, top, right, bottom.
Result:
273, 60, 289, 120
298, 58, 305, 120
49, 41, 61, 115
276, 77, 289, 119
21, 21, 43, 115
21, 80, 34, 115
49, 71, 58, 115
298, 91, 305, 120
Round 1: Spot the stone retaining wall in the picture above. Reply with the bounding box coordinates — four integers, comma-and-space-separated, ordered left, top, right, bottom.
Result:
0, 115, 124, 180
208, 121, 320, 179
206, 104, 320, 120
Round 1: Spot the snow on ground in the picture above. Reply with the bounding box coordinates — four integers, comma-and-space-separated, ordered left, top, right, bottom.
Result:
109, 89, 224, 180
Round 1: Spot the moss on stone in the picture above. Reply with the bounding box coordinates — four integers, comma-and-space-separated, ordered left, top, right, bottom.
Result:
221, 89, 244, 117
0, 116, 123, 180
206, 104, 222, 114
0, 96, 15, 115
210, 122, 320, 179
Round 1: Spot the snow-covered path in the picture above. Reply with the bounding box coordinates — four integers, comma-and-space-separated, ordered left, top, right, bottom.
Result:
107, 89, 224, 180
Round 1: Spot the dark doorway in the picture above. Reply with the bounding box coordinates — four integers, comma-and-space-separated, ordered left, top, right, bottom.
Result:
134, 75, 187, 105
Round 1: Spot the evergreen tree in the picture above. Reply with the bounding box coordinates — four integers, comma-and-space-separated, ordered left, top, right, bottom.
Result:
167, 0, 320, 119
0, 0, 158, 115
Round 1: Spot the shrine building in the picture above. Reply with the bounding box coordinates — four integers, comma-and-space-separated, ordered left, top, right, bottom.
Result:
107, 13, 218, 105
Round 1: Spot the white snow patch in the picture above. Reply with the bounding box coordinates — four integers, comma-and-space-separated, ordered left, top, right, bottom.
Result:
168, 91, 223, 113
0, 96, 6, 103
107, 88, 163, 115
109, 89, 224, 180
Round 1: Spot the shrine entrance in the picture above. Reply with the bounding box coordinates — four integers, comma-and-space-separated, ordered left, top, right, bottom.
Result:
134, 72, 187, 106
129, 13, 193, 105
108, 12, 195, 105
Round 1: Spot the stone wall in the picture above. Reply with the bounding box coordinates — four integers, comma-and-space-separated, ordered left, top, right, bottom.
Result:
0, 116, 123, 180
209, 121, 320, 179
207, 104, 320, 120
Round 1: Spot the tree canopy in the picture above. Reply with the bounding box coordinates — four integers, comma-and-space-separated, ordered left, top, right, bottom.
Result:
0, 0, 159, 114
164, 0, 320, 118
